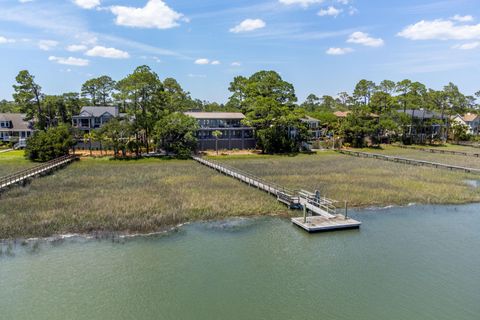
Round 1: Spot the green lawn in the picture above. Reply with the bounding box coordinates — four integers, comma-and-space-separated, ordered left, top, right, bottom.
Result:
0, 150, 35, 177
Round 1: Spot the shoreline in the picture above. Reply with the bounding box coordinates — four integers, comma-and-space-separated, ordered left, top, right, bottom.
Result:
2, 202, 480, 243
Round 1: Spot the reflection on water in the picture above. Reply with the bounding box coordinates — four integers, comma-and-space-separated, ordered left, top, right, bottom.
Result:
1, 204, 480, 320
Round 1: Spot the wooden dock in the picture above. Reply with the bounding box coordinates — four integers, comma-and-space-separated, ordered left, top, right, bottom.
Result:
193, 156, 361, 232
337, 149, 480, 175
0, 155, 78, 193
394, 144, 480, 158
292, 216, 361, 232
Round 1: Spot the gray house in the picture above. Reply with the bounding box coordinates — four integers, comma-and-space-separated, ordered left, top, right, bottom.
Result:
72, 106, 120, 133
399, 109, 448, 143
0, 113, 34, 145
184, 112, 256, 150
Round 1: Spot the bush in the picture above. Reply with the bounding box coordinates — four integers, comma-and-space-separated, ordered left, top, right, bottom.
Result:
154, 113, 198, 159
25, 125, 74, 162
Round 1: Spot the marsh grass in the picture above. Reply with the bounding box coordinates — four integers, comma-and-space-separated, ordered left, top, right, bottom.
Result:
215, 151, 480, 208
0, 158, 287, 239
361, 146, 480, 169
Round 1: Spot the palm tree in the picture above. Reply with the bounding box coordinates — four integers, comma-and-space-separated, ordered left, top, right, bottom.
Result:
83, 132, 95, 157
212, 130, 222, 155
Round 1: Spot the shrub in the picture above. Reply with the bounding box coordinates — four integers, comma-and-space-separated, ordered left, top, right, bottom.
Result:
25, 125, 74, 162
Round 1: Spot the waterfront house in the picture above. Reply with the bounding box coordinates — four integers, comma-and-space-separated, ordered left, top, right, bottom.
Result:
301, 116, 323, 140
288, 116, 323, 148
0, 113, 34, 145
399, 109, 448, 143
184, 112, 256, 150
452, 113, 479, 135
72, 106, 121, 133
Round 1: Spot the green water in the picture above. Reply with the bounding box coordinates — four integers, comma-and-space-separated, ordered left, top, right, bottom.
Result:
1, 204, 480, 320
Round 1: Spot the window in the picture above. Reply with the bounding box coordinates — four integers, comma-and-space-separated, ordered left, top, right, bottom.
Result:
244, 130, 253, 139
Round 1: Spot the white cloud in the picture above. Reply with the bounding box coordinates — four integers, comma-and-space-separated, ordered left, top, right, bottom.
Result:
398, 19, 480, 40
231, 62, 241, 67
19, 0, 34, 3
66, 44, 87, 52
348, 6, 358, 15
195, 58, 210, 65
279, 0, 324, 7
347, 32, 384, 47
48, 56, 89, 66
188, 73, 207, 78
110, 0, 185, 29
211, 60, 220, 65
452, 41, 480, 50
318, 6, 342, 17
451, 14, 474, 22
326, 47, 353, 55
230, 19, 266, 33
337, 0, 349, 4
0, 36, 15, 44
74, 0, 100, 10
38, 39, 58, 51
85, 46, 129, 59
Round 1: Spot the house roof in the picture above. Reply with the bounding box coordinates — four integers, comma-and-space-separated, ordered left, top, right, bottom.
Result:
333, 111, 350, 118
462, 113, 479, 122
184, 112, 246, 120
333, 111, 379, 118
301, 115, 320, 122
0, 113, 33, 132
399, 109, 445, 119
74, 106, 119, 118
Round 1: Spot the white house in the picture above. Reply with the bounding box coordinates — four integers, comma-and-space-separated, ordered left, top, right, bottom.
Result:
0, 113, 34, 143
72, 106, 121, 133
452, 113, 480, 135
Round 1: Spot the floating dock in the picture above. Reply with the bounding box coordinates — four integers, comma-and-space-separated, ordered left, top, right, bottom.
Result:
193, 156, 361, 233
291, 216, 361, 232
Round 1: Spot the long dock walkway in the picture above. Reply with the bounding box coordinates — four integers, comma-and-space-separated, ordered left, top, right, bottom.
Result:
394, 144, 480, 158
193, 156, 361, 232
337, 149, 480, 175
0, 155, 78, 192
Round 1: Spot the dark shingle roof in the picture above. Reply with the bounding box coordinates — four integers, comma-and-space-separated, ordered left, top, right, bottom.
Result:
75, 106, 119, 118
399, 109, 445, 119
0, 113, 33, 132
184, 112, 245, 120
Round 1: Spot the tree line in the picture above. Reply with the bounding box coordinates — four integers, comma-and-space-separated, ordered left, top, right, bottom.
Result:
2, 66, 479, 160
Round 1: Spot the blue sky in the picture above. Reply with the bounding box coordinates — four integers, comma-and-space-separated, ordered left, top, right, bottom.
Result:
0, 0, 479, 103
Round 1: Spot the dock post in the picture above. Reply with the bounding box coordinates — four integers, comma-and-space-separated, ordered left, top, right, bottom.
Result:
303, 204, 307, 223
344, 201, 348, 220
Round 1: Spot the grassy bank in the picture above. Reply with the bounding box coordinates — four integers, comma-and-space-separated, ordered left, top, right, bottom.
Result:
0, 150, 34, 177
0, 158, 287, 239
1, 150, 479, 239
213, 152, 480, 208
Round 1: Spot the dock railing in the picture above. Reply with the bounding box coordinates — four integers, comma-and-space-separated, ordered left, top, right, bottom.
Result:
337, 149, 480, 175
0, 154, 78, 191
193, 156, 342, 216
193, 156, 298, 199
394, 144, 480, 158
298, 190, 338, 216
